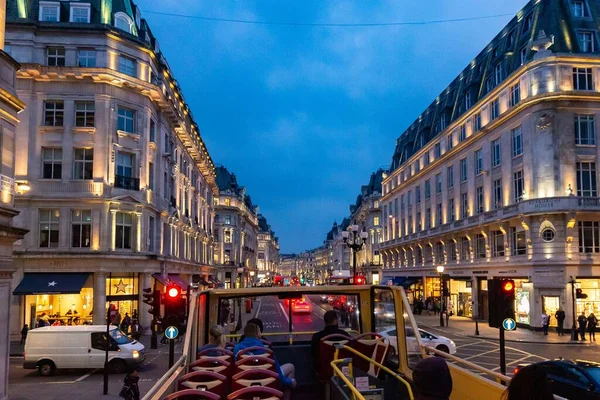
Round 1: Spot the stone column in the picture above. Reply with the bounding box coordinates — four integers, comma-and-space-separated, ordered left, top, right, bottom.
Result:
93, 272, 106, 325
0, 0, 5, 51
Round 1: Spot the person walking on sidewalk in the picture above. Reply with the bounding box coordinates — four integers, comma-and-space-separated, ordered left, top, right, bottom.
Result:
541, 311, 550, 335
587, 313, 597, 341
578, 311, 588, 341
20, 324, 29, 345
555, 308, 565, 336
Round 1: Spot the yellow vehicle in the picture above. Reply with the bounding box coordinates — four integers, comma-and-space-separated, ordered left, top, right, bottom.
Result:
143, 285, 510, 400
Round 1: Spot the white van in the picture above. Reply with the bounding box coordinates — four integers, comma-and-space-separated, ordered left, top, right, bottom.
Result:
24, 325, 145, 376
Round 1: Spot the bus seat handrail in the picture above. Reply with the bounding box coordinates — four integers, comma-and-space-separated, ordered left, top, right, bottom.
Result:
330, 359, 366, 400
340, 344, 414, 400
423, 346, 510, 384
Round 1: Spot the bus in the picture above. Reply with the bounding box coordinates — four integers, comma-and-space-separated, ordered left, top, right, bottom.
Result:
273, 274, 283, 287
143, 285, 512, 400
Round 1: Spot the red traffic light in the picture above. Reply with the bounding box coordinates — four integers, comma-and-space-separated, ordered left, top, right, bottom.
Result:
167, 285, 180, 298
354, 276, 365, 285
502, 281, 514, 292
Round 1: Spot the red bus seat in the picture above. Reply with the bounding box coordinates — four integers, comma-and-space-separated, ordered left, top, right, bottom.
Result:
237, 346, 274, 359
235, 356, 276, 374
227, 387, 283, 400
232, 369, 280, 391
261, 338, 273, 348
177, 371, 227, 397
190, 357, 230, 374
197, 347, 233, 363
317, 333, 352, 382
163, 389, 220, 400
349, 333, 389, 376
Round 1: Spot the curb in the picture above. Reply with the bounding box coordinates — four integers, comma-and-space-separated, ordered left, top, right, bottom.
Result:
466, 334, 590, 345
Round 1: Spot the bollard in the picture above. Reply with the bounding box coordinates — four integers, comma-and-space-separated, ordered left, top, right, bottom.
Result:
475, 320, 480, 336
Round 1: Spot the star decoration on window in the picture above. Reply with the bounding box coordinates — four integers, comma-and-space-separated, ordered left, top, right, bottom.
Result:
114, 279, 128, 294
48, 281, 57, 287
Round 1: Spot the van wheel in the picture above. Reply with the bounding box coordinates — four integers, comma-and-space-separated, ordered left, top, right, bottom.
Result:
38, 361, 56, 376
109, 359, 127, 374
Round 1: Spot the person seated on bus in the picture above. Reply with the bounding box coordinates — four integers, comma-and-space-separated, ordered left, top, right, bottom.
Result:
239, 318, 264, 342
233, 323, 296, 392
501, 364, 554, 400
197, 325, 225, 356
311, 310, 349, 365
413, 357, 452, 400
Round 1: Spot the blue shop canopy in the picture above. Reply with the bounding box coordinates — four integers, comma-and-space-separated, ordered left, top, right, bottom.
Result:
13, 273, 91, 295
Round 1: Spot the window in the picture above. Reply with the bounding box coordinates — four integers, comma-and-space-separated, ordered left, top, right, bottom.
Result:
448, 198, 455, 222
117, 107, 135, 133
509, 83, 520, 107
224, 198, 231, 206
490, 98, 499, 121
512, 126, 523, 157
572, 1, 588, 18
425, 208, 431, 229
447, 166, 454, 188
400, 195, 405, 210
148, 216, 155, 252
579, 221, 600, 253
39, 2, 60, 22
116, 152, 134, 177
449, 240, 457, 261
492, 139, 501, 167
75, 101, 95, 127
39, 209, 60, 248
494, 63, 503, 85
73, 148, 93, 179
459, 125, 466, 142
514, 170, 524, 202
475, 149, 483, 175
44, 100, 64, 126
542, 228, 555, 243
465, 91, 472, 109
511, 228, 527, 255
460, 158, 468, 182
407, 190, 412, 207
523, 13, 533, 33
42, 148, 62, 179
461, 192, 469, 218
70, 4, 91, 23
520, 46, 527, 65
78, 49, 96, 67
476, 234, 486, 259
47, 47, 65, 66
472, 113, 481, 133
507, 30, 516, 48
71, 210, 91, 248
416, 212, 422, 231
224, 215, 232, 225
575, 114, 596, 145
436, 203, 442, 225
374, 216, 380, 226
440, 115, 446, 131
578, 31, 595, 53
573, 67, 593, 90
149, 120, 156, 143
115, 212, 133, 249
224, 230, 232, 243
493, 179, 503, 209
408, 216, 413, 234
434, 143, 441, 159
148, 162, 154, 191
115, 13, 134, 34
436, 173, 442, 194
577, 161, 597, 196
118, 55, 136, 77
415, 159, 421, 173
415, 185, 421, 204
424, 152, 430, 166
446, 133, 453, 152
492, 230, 505, 257
460, 237, 470, 261
425, 180, 431, 199
476, 186, 484, 214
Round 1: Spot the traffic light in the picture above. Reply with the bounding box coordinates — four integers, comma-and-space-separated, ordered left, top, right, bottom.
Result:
162, 284, 186, 331
354, 275, 365, 285
576, 288, 588, 299
142, 288, 154, 315
488, 279, 515, 328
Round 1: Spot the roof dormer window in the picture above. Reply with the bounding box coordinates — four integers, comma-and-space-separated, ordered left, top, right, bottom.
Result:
114, 12, 134, 34
39, 1, 60, 22
70, 3, 91, 23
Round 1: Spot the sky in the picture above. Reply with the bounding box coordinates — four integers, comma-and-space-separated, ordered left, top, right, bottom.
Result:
140, 0, 528, 253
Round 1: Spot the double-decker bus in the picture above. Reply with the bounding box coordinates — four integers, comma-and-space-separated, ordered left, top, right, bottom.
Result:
273, 274, 283, 287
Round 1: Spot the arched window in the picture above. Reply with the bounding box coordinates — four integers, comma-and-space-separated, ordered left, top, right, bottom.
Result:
114, 12, 134, 34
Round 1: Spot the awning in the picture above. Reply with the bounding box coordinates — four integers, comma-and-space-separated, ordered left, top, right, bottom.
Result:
168, 274, 190, 289
13, 273, 91, 295
383, 277, 406, 286
399, 277, 422, 289
152, 273, 169, 286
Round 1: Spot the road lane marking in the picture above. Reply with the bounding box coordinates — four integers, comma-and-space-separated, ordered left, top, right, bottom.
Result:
278, 303, 290, 324
456, 341, 487, 348
463, 348, 500, 360
255, 299, 263, 318
74, 368, 99, 382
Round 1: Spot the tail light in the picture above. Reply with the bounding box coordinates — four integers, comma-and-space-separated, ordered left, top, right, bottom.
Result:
513, 367, 519, 374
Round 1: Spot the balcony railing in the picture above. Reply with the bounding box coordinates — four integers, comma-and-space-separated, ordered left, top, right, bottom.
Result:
114, 175, 140, 191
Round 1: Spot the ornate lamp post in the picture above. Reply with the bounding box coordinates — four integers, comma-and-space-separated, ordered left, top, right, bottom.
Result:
437, 265, 445, 327
342, 225, 369, 280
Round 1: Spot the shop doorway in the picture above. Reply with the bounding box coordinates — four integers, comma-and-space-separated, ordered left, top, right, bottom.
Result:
542, 296, 560, 327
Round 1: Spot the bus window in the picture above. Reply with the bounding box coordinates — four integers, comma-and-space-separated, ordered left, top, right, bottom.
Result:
372, 288, 397, 362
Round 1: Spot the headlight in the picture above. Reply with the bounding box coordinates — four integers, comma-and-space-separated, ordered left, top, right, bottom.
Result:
132, 350, 139, 358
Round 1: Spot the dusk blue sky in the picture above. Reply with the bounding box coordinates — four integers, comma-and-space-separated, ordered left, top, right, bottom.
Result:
141, 0, 528, 253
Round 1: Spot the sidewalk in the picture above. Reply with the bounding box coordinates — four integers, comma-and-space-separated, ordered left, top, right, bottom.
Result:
413, 314, 595, 345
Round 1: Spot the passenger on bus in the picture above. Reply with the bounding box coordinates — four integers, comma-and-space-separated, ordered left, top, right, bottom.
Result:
197, 325, 225, 356
239, 318, 264, 342
502, 364, 553, 400
311, 310, 349, 364
413, 357, 452, 400
233, 323, 297, 395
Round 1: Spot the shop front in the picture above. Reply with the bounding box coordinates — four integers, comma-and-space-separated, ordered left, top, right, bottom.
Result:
575, 278, 600, 316
13, 273, 93, 328
448, 278, 472, 317
105, 273, 139, 325
515, 280, 533, 326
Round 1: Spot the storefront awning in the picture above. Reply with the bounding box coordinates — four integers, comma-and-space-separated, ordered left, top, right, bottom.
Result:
398, 277, 421, 289
168, 274, 190, 289
13, 273, 91, 295
383, 277, 406, 286
151, 273, 169, 286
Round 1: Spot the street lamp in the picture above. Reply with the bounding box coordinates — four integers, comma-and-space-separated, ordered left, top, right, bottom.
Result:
437, 265, 445, 327
570, 276, 578, 341
342, 225, 369, 281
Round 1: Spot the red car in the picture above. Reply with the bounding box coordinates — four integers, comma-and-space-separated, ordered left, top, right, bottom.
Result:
292, 300, 311, 313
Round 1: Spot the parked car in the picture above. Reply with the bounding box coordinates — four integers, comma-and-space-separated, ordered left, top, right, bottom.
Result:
24, 325, 145, 376
513, 359, 600, 399
379, 327, 457, 355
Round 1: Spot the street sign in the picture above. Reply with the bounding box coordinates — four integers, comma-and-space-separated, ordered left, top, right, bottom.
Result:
165, 325, 179, 340
502, 318, 516, 331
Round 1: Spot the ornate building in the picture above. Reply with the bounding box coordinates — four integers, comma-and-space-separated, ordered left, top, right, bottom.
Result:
257, 214, 279, 283
5, 0, 217, 335
380, 0, 600, 328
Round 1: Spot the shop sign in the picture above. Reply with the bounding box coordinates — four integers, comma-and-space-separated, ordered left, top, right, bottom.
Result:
472, 270, 488, 275
530, 198, 557, 209
451, 271, 466, 275
498, 270, 518, 274
534, 269, 564, 275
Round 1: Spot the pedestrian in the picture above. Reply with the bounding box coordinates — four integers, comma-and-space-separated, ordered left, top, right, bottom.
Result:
502, 364, 554, 400
130, 319, 141, 341
554, 308, 565, 336
121, 313, 131, 334
578, 311, 588, 341
587, 313, 597, 341
541, 311, 549, 336
119, 369, 140, 400
220, 300, 230, 326
20, 324, 28, 345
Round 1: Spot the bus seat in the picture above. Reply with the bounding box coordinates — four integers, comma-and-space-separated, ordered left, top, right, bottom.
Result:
237, 346, 274, 359
177, 371, 227, 397
261, 338, 273, 348
235, 356, 276, 374
190, 357, 231, 374
232, 369, 280, 391
163, 389, 220, 400
225, 342, 236, 351
227, 387, 284, 400
317, 334, 352, 382
197, 347, 234, 362
349, 333, 389, 376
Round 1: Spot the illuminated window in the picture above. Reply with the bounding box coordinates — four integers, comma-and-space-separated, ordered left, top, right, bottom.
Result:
373, 216, 379, 226
117, 107, 135, 133
71, 210, 91, 248
39, 209, 60, 248
224, 198, 231, 206
578, 31, 595, 53
70, 4, 91, 23
492, 231, 504, 257
511, 228, 527, 255
115, 12, 134, 34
